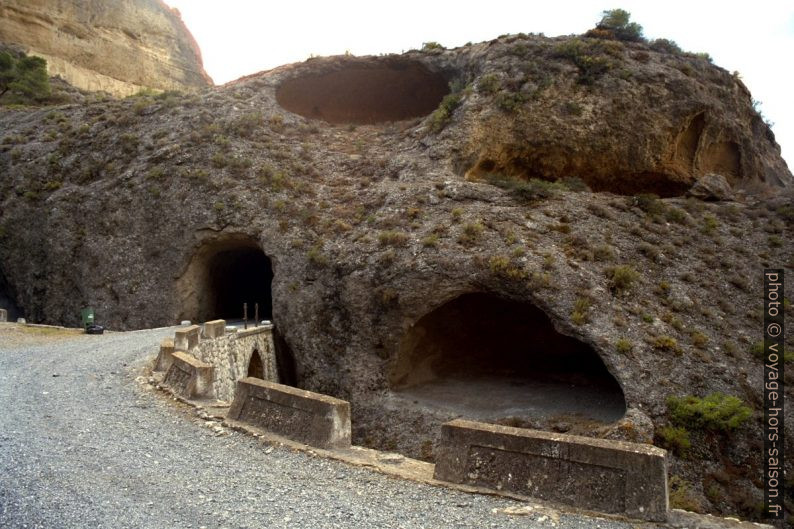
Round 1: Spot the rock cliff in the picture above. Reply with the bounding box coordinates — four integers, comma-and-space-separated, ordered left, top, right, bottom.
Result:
0, 0, 212, 95
0, 33, 792, 520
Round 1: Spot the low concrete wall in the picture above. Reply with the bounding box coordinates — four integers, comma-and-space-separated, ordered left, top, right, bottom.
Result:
174, 325, 201, 351
191, 325, 277, 402
228, 377, 351, 449
203, 319, 226, 339
434, 419, 668, 522
163, 351, 214, 399
153, 338, 175, 372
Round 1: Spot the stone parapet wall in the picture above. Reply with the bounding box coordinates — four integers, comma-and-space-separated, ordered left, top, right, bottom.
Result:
434, 419, 668, 521
190, 323, 278, 402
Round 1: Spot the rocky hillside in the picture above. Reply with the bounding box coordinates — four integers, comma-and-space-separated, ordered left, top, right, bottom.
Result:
0, 32, 792, 521
0, 0, 212, 95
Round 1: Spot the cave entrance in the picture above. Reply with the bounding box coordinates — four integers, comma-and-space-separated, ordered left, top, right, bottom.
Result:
248, 348, 264, 379
275, 58, 450, 124
391, 293, 626, 424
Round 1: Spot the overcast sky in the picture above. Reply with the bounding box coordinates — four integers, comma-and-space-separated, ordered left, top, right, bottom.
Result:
164, 0, 793, 168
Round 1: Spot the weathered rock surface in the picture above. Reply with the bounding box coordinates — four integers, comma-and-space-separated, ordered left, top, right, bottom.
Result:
0, 0, 212, 95
0, 33, 792, 521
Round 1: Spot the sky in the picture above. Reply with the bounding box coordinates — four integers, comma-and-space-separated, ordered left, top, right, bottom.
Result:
164, 0, 794, 168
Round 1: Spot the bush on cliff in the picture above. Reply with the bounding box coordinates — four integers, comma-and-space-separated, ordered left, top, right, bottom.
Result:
0, 51, 51, 104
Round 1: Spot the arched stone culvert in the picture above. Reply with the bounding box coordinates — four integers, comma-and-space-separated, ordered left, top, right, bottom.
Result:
247, 348, 265, 379
176, 234, 274, 323
275, 58, 449, 124
390, 292, 626, 425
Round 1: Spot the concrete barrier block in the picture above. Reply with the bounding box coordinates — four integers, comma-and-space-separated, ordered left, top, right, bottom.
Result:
174, 324, 201, 351
433, 419, 668, 522
153, 338, 175, 372
163, 351, 213, 399
203, 319, 226, 339
0, 309, 6, 322
228, 377, 351, 449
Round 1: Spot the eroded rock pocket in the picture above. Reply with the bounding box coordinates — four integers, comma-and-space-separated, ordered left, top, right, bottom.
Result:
276, 59, 449, 124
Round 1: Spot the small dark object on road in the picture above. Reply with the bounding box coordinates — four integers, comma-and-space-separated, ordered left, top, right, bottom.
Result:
85, 324, 104, 335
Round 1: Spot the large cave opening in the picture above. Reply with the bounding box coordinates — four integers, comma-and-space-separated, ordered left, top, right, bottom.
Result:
390, 293, 626, 424
275, 59, 450, 124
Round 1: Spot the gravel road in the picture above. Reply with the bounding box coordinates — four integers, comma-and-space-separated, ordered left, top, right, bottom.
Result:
0, 325, 642, 529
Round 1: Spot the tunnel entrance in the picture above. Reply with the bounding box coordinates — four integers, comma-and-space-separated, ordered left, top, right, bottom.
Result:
0, 267, 21, 321
275, 58, 450, 124
204, 246, 273, 321
390, 293, 626, 424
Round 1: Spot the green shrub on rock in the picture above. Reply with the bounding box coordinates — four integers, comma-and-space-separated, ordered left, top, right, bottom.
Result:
666, 393, 752, 432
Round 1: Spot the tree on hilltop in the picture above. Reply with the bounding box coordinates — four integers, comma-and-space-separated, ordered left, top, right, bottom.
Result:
591, 8, 645, 42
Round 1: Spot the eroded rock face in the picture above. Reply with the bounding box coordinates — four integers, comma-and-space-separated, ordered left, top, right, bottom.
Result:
0, 34, 792, 520
0, 0, 212, 95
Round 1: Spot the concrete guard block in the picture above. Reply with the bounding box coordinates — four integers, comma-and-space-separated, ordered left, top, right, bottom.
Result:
153, 338, 175, 372
0, 308, 6, 322
203, 319, 226, 339
433, 419, 668, 522
163, 351, 214, 399
174, 324, 201, 351
228, 377, 351, 449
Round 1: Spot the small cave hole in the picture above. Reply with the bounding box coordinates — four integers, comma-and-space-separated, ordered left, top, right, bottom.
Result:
391, 293, 626, 424
276, 59, 450, 124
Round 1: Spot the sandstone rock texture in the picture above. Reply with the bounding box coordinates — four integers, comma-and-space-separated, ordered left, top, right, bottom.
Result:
0, 0, 212, 95
0, 33, 792, 520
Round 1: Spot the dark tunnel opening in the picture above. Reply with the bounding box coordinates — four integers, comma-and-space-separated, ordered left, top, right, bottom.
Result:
206, 247, 273, 321
0, 267, 21, 321
391, 292, 626, 423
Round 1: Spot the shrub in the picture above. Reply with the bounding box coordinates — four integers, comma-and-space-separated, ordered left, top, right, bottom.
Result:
421, 41, 444, 51
211, 152, 228, 168
639, 242, 660, 260
228, 113, 263, 138
691, 331, 709, 349
593, 244, 615, 261
458, 222, 484, 245
657, 425, 691, 455
571, 297, 592, 325
652, 335, 680, 353
651, 38, 682, 54
701, 214, 719, 234
667, 393, 752, 432
307, 244, 328, 266
489, 255, 527, 280
607, 264, 640, 293
484, 173, 563, 203
553, 39, 614, 84
421, 234, 439, 248
668, 476, 701, 512
495, 91, 527, 112
616, 337, 632, 353
665, 206, 688, 224
378, 230, 409, 247
633, 193, 665, 216
429, 92, 462, 132
477, 73, 500, 94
